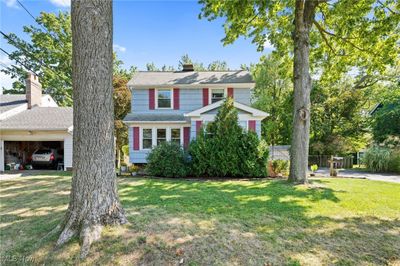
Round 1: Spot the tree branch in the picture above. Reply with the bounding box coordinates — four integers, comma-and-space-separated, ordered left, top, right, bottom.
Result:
377, 0, 399, 15
312, 20, 378, 56
313, 20, 338, 55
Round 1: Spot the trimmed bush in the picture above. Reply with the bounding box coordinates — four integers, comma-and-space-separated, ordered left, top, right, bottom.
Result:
189, 97, 269, 177
146, 142, 189, 178
271, 159, 290, 176
363, 146, 400, 173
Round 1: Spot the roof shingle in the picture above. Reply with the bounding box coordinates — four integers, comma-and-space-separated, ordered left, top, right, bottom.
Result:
1, 107, 73, 130
128, 70, 254, 87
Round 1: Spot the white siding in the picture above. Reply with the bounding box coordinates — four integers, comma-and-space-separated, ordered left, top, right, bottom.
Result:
63, 134, 73, 170
0, 140, 4, 172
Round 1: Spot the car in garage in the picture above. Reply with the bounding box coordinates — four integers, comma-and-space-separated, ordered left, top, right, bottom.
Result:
31, 148, 63, 169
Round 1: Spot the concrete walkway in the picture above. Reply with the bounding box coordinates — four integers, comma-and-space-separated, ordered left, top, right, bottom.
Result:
314, 168, 400, 183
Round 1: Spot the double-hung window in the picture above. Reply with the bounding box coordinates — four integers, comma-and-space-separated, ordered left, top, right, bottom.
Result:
211, 89, 225, 103
171, 128, 181, 145
157, 89, 172, 108
142, 128, 153, 149
157, 129, 167, 145
140, 127, 182, 150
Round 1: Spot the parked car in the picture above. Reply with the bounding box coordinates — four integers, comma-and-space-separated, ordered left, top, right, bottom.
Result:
31, 149, 62, 169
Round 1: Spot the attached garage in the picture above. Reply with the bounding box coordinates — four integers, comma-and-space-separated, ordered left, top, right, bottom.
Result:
0, 108, 73, 172
3, 141, 64, 170
0, 74, 73, 172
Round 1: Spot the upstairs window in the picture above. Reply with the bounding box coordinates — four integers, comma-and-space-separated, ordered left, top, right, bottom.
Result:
157, 89, 172, 108
211, 89, 225, 103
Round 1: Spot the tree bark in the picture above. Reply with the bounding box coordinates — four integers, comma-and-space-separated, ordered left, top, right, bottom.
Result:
288, 0, 318, 183
56, 0, 127, 258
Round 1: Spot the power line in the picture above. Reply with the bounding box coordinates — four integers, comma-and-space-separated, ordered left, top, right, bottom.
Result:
0, 48, 39, 76
16, 0, 48, 33
0, 30, 49, 71
17, 0, 59, 41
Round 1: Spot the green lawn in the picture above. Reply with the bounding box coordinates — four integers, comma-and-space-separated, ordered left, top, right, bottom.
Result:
1, 173, 399, 265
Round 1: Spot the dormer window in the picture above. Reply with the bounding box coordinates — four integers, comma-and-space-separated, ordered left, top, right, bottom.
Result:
156, 89, 172, 108
210, 89, 225, 104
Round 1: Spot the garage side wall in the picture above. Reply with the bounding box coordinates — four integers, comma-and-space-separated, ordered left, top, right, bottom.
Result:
64, 135, 73, 170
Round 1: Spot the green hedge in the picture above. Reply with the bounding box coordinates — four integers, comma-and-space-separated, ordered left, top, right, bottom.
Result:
363, 147, 400, 173
189, 98, 269, 177
146, 142, 189, 178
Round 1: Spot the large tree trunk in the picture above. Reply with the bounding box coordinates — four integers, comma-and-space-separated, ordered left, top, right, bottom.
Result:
288, 0, 318, 183
56, 0, 127, 258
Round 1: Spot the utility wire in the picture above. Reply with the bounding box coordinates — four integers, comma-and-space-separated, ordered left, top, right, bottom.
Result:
0, 47, 39, 76
17, 0, 48, 33
0, 30, 48, 72
16, 0, 61, 44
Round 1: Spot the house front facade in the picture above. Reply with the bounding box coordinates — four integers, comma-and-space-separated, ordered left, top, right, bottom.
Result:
123, 64, 268, 164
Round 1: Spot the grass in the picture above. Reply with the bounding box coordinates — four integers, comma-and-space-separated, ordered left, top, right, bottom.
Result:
1, 173, 399, 265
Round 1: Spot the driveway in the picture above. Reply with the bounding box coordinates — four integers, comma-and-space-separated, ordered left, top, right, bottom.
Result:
314, 168, 400, 183
0, 170, 62, 181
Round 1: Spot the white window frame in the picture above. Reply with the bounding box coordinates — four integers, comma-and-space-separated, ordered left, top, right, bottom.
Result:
140, 127, 154, 150
209, 88, 227, 105
139, 126, 184, 151
170, 128, 182, 145
155, 88, 174, 109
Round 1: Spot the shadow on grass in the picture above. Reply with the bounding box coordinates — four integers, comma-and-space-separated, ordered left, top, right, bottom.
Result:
1, 176, 399, 265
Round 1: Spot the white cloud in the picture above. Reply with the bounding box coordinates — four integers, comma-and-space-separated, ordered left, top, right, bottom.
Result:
0, 55, 17, 93
49, 0, 70, 7
3, 0, 19, 8
113, 44, 126, 53
264, 39, 274, 50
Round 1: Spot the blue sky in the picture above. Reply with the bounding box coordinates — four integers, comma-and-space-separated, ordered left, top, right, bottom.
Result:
1, 0, 270, 89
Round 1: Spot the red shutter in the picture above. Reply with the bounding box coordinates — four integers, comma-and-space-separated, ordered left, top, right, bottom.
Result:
227, 87, 234, 98
133, 127, 140, 150
149, 88, 155, 110
196, 121, 203, 135
183, 127, 190, 149
248, 120, 256, 132
202, 88, 209, 106
173, 88, 180, 110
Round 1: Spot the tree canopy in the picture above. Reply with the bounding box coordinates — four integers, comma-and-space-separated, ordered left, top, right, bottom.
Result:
1, 12, 72, 106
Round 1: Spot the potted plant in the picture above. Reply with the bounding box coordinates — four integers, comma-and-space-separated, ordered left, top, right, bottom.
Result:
310, 164, 318, 176
129, 164, 139, 176
120, 162, 127, 173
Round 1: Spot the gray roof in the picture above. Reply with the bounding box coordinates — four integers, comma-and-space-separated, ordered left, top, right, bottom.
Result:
0, 95, 27, 113
128, 70, 254, 87
123, 113, 189, 122
1, 107, 73, 130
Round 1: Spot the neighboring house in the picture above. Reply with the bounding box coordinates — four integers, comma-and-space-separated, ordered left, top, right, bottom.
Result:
0, 74, 73, 171
123, 64, 268, 163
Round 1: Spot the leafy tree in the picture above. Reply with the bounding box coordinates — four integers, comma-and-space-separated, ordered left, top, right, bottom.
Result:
371, 83, 400, 144
310, 77, 369, 155
57, 0, 126, 258
208, 60, 229, 71
113, 54, 136, 79
1, 12, 72, 106
252, 54, 293, 146
113, 74, 132, 166
161, 64, 176, 71
199, 0, 399, 183
146, 62, 159, 71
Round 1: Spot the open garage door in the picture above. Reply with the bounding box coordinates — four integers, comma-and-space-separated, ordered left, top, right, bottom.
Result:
3, 141, 64, 170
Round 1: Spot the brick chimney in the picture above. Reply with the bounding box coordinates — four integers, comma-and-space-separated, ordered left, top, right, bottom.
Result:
26, 73, 42, 109
182, 64, 194, 72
